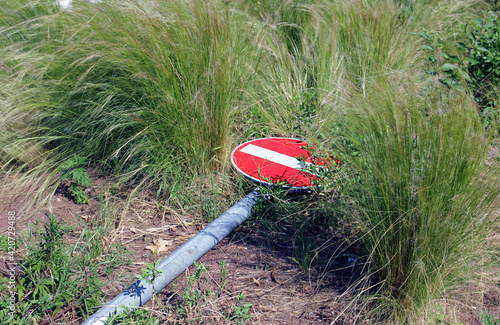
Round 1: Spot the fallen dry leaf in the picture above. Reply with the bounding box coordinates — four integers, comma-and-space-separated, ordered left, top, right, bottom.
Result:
145, 238, 173, 254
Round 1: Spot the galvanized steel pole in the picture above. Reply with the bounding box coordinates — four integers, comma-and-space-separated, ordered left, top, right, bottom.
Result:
82, 188, 260, 325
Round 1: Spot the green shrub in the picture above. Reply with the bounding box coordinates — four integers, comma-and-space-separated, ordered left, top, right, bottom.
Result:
416, 12, 500, 127
466, 13, 500, 104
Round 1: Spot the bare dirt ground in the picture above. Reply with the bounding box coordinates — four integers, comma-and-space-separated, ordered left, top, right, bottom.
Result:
1, 145, 499, 324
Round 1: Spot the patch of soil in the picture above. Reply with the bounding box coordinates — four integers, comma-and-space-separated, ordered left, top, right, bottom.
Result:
186, 228, 366, 324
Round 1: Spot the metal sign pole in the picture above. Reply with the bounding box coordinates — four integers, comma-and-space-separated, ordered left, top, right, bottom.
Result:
82, 189, 260, 324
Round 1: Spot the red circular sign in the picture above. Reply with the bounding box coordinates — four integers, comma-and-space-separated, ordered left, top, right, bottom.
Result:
231, 137, 320, 189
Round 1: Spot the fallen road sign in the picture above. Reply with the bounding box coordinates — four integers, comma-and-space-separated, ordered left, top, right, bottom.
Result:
231, 137, 319, 190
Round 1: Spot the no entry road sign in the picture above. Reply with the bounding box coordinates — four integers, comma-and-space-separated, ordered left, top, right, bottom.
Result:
231, 137, 321, 189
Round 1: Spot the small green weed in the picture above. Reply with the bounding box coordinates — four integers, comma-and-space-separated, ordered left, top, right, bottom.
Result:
103, 244, 133, 275
136, 258, 163, 308
433, 304, 464, 324
435, 304, 445, 324
217, 259, 228, 291
292, 236, 318, 272
136, 258, 163, 287
482, 309, 500, 325
177, 260, 214, 319
0, 234, 18, 252
60, 154, 91, 204
225, 292, 253, 325
109, 306, 161, 325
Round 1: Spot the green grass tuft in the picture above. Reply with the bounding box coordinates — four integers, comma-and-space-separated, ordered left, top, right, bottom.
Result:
335, 73, 499, 322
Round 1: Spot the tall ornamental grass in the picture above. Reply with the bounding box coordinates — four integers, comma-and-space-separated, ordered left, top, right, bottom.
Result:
0, 0, 266, 203
39, 0, 262, 184
0, 0, 61, 48
0, 0, 61, 166
0, 0, 68, 204
336, 73, 498, 322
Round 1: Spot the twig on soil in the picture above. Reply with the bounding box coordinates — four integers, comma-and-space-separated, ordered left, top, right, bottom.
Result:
270, 266, 283, 285
165, 204, 190, 230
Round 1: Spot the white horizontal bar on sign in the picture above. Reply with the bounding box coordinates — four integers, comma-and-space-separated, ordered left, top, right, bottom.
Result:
240, 144, 309, 170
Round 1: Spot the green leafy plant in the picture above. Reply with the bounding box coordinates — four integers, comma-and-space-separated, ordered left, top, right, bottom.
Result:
415, 30, 471, 90
136, 258, 163, 286
136, 258, 163, 308
60, 154, 91, 204
416, 12, 500, 126
296, 145, 343, 193
225, 292, 253, 325
465, 13, 500, 107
